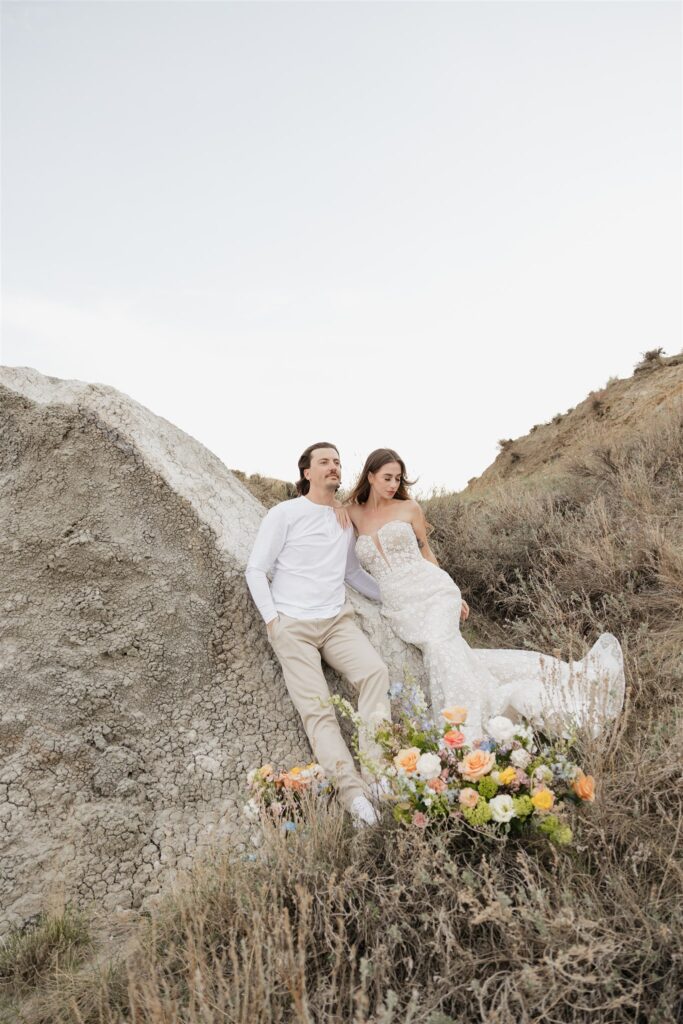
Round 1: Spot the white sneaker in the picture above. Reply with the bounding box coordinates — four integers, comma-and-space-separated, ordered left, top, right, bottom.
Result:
350, 795, 379, 828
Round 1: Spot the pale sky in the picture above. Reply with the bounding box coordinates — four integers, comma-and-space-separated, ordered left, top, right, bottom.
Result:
2, 0, 681, 494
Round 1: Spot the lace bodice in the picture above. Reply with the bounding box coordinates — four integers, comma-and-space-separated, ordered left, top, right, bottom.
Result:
355, 520, 423, 580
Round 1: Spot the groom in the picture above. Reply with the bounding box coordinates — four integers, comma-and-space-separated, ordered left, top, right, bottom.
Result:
245, 442, 391, 826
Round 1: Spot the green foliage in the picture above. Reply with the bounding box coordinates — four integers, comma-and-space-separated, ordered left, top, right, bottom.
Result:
404, 726, 433, 751
537, 814, 573, 846
512, 795, 534, 819
462, 801, 494, 827
477, 776, 498, 799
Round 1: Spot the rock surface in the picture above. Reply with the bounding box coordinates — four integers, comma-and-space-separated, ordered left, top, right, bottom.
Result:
0, 367, 425, 935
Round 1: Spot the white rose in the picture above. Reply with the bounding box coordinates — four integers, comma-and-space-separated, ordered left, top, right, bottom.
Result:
516, 724, 536, 747
415, 752, 442, 781
488, 794, 517, 823
487, 716, 516, 745
510, 748, 532, 770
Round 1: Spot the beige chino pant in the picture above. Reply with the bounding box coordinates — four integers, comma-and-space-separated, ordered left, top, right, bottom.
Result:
269, 602, 391, 811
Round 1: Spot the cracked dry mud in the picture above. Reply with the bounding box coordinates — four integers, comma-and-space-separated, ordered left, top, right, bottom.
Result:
0, 367, 426, 936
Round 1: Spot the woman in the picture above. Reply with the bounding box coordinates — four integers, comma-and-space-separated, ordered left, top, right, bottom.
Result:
337, 448, 625, 740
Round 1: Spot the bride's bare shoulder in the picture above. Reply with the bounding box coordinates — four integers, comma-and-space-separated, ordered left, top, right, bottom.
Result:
347, 503, 365, 527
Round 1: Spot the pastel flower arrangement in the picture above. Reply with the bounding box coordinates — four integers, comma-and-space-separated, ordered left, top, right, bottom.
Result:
242, 761, 332, 832
366, 680, 595, 845
243, 679, 596, 847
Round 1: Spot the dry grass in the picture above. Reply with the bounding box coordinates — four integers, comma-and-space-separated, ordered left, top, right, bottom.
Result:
0, 908, 91, 998
232, 470, 297, 508
7, 409, 683, 1024
19, 779, 682, 1023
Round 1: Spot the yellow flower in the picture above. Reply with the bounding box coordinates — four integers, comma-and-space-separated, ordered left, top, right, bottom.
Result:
394, 747, 421, 774
498, 766, 517, 786
531, 787, 555, 812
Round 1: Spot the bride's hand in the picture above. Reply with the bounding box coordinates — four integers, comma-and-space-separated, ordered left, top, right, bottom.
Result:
334, 505, 352, 530
460, 600, 470, 622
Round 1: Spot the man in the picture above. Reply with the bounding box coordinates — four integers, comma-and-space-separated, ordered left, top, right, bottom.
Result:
245, 442, 391, 826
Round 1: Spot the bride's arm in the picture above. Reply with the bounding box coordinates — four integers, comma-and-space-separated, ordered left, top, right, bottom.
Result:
409, 502, 470, 621
408, 501, 440, 567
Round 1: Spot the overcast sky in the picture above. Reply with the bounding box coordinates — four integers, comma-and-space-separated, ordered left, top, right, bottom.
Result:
2, 0, 681, 494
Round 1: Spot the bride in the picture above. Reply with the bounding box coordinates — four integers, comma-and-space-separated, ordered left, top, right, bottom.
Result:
337, 448, 625, 741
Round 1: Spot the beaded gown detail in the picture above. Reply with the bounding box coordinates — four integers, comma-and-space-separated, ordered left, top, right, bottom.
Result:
355, 520, 625, 739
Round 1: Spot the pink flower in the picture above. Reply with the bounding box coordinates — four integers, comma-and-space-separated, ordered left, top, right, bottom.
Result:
458, 787, 480, 808
443, 729, 466, 749
412, 811, 428, 828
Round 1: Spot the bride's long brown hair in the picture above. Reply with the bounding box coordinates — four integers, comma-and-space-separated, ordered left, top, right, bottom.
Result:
347, 448, 416, 505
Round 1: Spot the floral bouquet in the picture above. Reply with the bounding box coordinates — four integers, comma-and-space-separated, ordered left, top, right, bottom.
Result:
335, 678, 596, 846
243, 761, 333, 833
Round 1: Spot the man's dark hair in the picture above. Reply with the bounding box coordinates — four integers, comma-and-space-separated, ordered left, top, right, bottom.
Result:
296, 442, 340, 496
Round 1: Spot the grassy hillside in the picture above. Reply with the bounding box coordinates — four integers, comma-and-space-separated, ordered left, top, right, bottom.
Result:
465, 350, 683, 492
3, 357, 682, 1023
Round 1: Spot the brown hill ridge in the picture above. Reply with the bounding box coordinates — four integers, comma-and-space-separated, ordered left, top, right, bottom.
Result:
465, 351, 683, 494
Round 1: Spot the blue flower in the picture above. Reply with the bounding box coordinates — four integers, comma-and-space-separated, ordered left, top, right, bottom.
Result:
283, 821, 297, 832
478, 739, 495, 752
389, 681, 404, 698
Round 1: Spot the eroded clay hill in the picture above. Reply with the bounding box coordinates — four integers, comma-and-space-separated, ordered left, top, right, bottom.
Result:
466, 353, 683, 494
0, 368, 424, 935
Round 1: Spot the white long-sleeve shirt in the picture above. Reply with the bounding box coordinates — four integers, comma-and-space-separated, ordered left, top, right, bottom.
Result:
245, 495, 380, 622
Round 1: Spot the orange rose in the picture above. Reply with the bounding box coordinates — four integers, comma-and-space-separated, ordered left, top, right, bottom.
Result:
458, 749, 496, 782
531, 787, 555, 812
572, 772, 596, 802
428, 777, 446, 793
442, 706, 468, 726
443, 729, 466, 749
394, 747, 421, 774
458, 787, 479, 808
280, 766, 308, 790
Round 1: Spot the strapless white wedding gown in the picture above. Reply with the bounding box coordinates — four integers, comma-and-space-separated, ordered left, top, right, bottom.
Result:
355, 520, 625, 740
